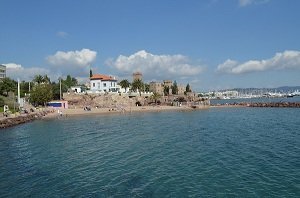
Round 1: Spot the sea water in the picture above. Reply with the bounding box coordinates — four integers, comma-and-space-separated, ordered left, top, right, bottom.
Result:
0, 107, 299, 197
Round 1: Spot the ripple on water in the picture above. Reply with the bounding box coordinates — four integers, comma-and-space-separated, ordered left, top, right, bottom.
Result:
0, 108, 299, 197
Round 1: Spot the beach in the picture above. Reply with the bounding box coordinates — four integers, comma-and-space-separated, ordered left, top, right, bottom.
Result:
45, 105, 208, 118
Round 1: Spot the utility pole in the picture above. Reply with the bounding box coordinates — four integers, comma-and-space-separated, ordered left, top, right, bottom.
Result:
17, 78, 20, 105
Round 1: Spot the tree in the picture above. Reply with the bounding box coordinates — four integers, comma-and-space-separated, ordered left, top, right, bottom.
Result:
118, 79, 131, 92
185, 83, 191, 95
164, 86, 170, 96
43, 75, 51, 84
151, 92, 161, 105
52, 82, 68, 100
0, 78, 17, 96
171, 81, 178, 95
20, 81, 30, 97
63, 75, 78, 88
90, 69, 93, 78
131, 79, 143, 93
33, 75, 44, 84
144, 83, 150, 92
33, 74, 50, 84
0, 97, 4, 107
30, 84, 53, 106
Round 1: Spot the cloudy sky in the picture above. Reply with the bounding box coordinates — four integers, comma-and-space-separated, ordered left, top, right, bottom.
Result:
1, 0, 299, 91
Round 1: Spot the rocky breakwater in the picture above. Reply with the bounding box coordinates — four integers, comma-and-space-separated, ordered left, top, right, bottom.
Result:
247, 102, 300, 108
0, 110, 52, 129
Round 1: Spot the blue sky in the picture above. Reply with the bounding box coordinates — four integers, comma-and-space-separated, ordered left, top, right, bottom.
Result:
1, 0, 300, 91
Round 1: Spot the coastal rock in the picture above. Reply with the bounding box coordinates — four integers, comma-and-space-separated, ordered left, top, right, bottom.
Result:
0, 110, 51, 129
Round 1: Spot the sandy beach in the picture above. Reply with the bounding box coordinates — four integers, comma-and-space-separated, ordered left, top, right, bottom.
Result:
44, 105, 209, 119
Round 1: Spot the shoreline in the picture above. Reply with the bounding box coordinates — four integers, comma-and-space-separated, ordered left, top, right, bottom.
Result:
43, 105, 209, 119
3, 101, 298, 128
0, 109, 54, 129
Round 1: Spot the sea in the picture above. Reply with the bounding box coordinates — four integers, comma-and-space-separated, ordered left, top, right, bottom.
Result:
0, 99, 299, 197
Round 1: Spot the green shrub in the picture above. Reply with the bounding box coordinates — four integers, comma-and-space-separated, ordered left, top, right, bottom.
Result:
0, 97, 4, 107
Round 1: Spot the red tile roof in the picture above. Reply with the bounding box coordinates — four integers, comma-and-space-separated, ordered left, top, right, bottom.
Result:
90, 74, 117, 81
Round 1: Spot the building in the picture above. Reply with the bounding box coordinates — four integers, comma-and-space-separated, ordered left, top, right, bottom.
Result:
163, 80, 173, 95
133, 72, 142, 81
90, 74, 118, 93
163, 80, 172, 88
47, 101, 68, 109
70, 86, 85, 93
178, 85, 186, 95
149, 82, 163, 95
0, 64, 6, 80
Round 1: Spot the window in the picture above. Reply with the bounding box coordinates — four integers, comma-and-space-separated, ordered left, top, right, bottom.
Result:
93, 83, 95, 87
104, 83, 106, 87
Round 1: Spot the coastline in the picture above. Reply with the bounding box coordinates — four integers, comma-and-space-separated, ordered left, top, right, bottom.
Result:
43, 105, 209, 119
0, 109, 55, 129
2, 101, 299, 128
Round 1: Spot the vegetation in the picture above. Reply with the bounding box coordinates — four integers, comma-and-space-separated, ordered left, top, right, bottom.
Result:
29, 84, 53, 106
0, 97, 4, 107
144, 83, 150, 92
171, 81, 178, 95
131, 79, 144, 93
151, 92, 161, 105
185, 83, 191, 95
0, 78, 17, 96
90, 69, 93, 78
33, 74, 50, 84
119, 79, 131, 91
164, 86, 170, 96
62, 75, 78, 88
52, 82, 68, 100
0, 74, 79, 107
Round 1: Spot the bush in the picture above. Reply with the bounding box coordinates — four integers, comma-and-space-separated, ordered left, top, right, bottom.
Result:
0, 97, 4, 107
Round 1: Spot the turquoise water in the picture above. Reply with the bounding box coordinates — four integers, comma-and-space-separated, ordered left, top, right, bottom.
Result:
0, 108, 299, 197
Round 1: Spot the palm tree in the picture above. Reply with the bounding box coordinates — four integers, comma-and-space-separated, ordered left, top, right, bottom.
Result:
131, 79, 143, 95
43, 75, 51, 84
151, 92, 161, 105
33, 75, 44, 84
118, 79, 131, 93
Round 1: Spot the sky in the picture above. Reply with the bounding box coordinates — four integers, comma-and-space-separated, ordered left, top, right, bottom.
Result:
1, 0, 300, 91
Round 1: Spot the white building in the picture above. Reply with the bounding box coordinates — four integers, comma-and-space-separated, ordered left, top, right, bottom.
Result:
70, 86, 84, 93
0, 64, 6, 80
90, 74, 118, 93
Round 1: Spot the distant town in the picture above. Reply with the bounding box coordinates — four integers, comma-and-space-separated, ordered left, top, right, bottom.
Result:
200, 87, 300, 100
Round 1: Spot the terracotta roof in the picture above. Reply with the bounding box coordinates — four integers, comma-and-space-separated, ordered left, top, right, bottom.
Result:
90, 74, 117, 81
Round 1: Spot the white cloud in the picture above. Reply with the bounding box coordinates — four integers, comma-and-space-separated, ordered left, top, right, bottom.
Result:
106, 50, 204, 81
56, 31, 69, 38
239, 0, 270, 7
217, 50, 300, 74
46, 48, 97, 77
3, 63, 51, 81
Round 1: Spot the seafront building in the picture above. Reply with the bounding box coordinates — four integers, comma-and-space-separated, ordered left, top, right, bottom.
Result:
149, 80, 188, 96
149, 82, 164, 95
0, 64, 6, 80
89, 74, 119, 93
178, 85, 186, 95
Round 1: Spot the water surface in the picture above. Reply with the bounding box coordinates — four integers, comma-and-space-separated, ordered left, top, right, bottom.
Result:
0, 108, 299, 197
